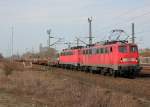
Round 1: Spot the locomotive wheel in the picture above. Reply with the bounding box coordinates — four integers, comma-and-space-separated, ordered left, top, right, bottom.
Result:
83, 67, 86, 72
101, 69, 104, 75
129, 70, 136, 79
85, 67, 88, 72
77, 66, 80, 71
101, 68, 106, 76
113, 70, 118, 78
75, 66, 78, 71
98, 70, 101, 74
81, 67, 84, 72
98, 69, 102, 74
109, 69, 113, 76
71, 65, 74, 71
89, 68, 93, 73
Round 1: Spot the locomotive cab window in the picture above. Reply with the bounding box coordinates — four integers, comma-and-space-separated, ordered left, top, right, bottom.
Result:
130, 46, 138, 52
119, 46, 127, 53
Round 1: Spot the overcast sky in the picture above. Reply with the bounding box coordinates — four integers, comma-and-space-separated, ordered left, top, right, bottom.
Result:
0, 0, 150, 56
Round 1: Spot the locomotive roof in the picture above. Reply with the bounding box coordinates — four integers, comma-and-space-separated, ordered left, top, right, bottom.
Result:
63, 46, 84, 51
62, 40, 137, 51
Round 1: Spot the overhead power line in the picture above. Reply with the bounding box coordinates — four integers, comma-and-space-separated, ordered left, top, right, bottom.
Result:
11, 26, 14, 61
127, 11, 150, 22
110, 5, 150, 21
98, 5, 150, 35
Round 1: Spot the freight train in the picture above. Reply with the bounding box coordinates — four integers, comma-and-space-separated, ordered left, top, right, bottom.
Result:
58, 40, 142, 77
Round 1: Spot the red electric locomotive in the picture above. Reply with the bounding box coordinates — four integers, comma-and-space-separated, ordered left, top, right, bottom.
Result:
59, 46, 82, 69
79, 40, 141, 77
59, 40, 141, 77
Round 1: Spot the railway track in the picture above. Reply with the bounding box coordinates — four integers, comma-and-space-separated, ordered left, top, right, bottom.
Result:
31, 61, 150, 78
142, 66, 150, 71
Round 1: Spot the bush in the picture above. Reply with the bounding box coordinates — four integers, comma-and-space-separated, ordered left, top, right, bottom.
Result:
3, 62, 14, 76
0, 53, 3, 59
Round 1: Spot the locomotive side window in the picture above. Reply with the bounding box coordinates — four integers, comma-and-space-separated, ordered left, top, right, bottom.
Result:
96, 48, 110, 54
92, 48, 96, 54
119, 46, 127, 53
110, 47, 113, 52
66, 52, 68, 55
82, 50, 85, 54
65, 52, 67, 55
86, 50, 88, 54
60, 53, 61, 55
103, 48, 105, 53
68, 52, 70, 55
65, 52, 68, 55
89, 49, 92, 54
130, 46, 138, 52
84, 50, 86, 54
70, 51, 73, 55
105, 48, 108, 53
101, 48, 104, 54
62, 51, 73, 56
96, 48, 99, 54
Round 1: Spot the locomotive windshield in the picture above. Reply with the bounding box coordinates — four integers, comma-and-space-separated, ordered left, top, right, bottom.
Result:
119, 45, 127, 53
130, 46, 138, 52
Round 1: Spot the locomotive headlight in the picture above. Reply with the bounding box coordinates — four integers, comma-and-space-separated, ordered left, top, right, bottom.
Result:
136, 58, 139, 63
122, 58, 128, 62
120, 58, 123, 62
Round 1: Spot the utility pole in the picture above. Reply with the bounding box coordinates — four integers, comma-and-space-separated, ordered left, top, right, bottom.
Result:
76, 38, 79, 47
88, 17, 92, 45
132, 23, 135, 44
46, 29, 54, 48
11, 26, 14, 61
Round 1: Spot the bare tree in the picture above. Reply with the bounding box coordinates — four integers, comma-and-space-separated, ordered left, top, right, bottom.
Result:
0, 53, 3, 59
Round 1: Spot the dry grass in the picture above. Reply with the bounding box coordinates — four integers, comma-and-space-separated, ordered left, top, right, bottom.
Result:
0, 60, 24, 71
0, 62, 149, 107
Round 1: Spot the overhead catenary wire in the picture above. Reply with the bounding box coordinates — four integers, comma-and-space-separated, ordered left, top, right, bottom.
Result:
98, 5, 150, 37
126, 11, 150, 22
109, 4, 150, 21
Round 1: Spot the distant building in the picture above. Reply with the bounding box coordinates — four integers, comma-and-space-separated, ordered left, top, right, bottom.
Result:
39, 44, 57, 58
39, 43, 49, 52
